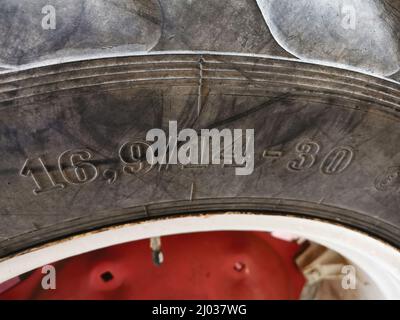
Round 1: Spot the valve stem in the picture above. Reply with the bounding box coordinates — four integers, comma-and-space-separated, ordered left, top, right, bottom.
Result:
150, 237, 164, 266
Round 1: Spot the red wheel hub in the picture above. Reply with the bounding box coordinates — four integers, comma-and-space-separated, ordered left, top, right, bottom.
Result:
0, 231, 305, 300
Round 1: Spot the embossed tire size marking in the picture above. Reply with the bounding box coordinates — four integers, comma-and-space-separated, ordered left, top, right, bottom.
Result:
1, 53, 400, 261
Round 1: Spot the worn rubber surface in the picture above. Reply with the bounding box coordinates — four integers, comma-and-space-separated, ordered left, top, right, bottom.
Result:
2, 0, 400, 260
0, 53, 400, 259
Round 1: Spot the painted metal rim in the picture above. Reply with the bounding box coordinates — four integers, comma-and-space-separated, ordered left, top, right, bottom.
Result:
0, 213, 399, 299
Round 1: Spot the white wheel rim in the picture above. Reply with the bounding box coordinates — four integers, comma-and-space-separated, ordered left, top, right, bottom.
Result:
0, 213, 399, 299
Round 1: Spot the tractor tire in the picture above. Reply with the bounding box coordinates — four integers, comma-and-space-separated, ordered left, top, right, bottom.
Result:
0, 0, 400, 261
